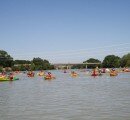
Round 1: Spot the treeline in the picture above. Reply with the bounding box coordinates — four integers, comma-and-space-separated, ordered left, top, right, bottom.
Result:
12, 58, 54, 71
0, 50, 54, 71
72, 54, 130, 69
0, 50, 130, 71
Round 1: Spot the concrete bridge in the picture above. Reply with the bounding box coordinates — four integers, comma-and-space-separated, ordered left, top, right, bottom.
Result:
52, 62, 101, 69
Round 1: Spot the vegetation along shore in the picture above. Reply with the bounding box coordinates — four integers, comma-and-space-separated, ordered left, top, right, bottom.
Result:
0, 50, 130, 72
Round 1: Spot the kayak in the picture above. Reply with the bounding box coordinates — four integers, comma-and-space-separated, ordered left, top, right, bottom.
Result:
110, 73, 118, 76
44, 76, 55, 80
71, 74, 78, 77
91, 74, 98, 76
44, 77, 52, 80
28, 75, 34, 77
37, 72, 45, 76
27, 72, 35, 77
0, 77, 19, 81
38, 74, 44, 76
13, 77, 19, 80
0, 77, 9, 81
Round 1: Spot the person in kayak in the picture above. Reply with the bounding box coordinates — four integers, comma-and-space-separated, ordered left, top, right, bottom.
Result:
44, 72, 55, 79
110, 68, 118, 76
47, 72, 52, 78
91, 69, 98, 76
27, 70, 34, 77
9, 73, 14, 80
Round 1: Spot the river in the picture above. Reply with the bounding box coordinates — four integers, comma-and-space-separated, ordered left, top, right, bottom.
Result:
0, 70, 130, 120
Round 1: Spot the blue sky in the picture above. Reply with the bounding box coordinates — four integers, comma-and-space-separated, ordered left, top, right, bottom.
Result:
0, 0, 130, 63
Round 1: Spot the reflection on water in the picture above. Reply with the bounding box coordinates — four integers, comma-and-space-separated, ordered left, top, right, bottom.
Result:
0, 71, 130, 120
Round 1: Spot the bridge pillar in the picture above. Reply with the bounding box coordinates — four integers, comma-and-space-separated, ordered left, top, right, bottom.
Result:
86, 65, 87, 69
66, 65, 72, 69
67, 65, 70, 69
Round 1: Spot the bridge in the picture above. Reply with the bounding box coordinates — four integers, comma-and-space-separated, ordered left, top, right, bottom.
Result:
52, 62, 101, 69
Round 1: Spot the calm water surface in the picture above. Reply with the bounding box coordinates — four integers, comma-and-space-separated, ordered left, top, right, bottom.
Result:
0, 70, 130, 120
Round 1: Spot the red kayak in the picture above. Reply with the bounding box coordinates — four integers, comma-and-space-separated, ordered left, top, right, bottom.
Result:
91, 74, 98, 76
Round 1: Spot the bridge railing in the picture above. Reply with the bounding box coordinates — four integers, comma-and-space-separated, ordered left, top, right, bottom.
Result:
52, 62, 101, 66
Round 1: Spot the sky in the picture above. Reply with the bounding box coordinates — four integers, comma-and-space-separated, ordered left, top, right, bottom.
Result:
0, 0, 130, 63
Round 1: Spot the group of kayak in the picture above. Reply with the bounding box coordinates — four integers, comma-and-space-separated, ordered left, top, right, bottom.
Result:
69, 67, 130, 77
69, 69, 118, 77
27, 70, 55, 80
91, 68, 118, 76
0, 70, 56, 81
0, 67, 129, 82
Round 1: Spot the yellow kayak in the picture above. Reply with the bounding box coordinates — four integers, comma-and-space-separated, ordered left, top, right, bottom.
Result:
71, 74, 78, 77
37, 73, 45, 76
0, 77, 19, 81
44, 76, 55, 80
110, 73, 118, 76
0, 77, 9, 81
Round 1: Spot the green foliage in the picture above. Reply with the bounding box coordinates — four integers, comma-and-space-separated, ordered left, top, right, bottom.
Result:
12, 66, 21, 71
32, 57, 44, 66
29, 63, 35, 71
84, 58, 101, 68
14, 60, 31, 64
1, 50, 129, 70
32, 57, 54, 70
0, 67, 3, 72
13, 60, 31, 71
102, 55, 121, 68
12, 58, 54, 71
120, 53, 130, 67
12, 65, 27, 71
0, 50, 13, 67
50, 65, 55, 69
71, 64, 86, 69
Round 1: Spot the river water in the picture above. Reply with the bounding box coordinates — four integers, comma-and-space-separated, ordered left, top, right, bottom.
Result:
0, 70, 130, 120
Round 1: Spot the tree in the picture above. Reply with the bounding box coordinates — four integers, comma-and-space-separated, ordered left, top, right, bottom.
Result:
32, 57, 54, 70
83, 58, 101, 68
120, 53, 130, 67
14, 60, 31, 64
12, 66, 21, 71
29, 63, 35, 70
0, 66, 3, 72
102, 55, 121, 68
71, 64, 86, 69
0, 50, 13, 67
32, 57, 44, 66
